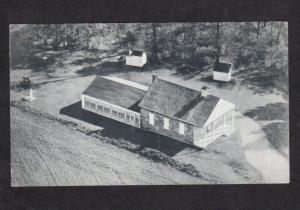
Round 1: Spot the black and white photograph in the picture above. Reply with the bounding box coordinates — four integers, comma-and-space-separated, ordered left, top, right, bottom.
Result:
9, 22, 289, 186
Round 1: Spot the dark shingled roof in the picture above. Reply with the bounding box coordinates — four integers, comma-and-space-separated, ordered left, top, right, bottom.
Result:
138, 79, 220, 126
131, 50, 143, 56
83, 76, 147, 109
213, 62, 232, 73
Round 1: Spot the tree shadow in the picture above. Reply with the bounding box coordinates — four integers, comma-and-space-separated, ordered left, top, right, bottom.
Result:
171, 70, 202, 81
244, 102, 289, 158
262, 122, 289, 158
71, 57, 102, 66
70, 47, 124, 66
71, 53, 122, 66
198, 75, 237, 90
75, 61, 155, 77
59, 101, 196, 156
244, 102, 288, 121
234, 65, 286, 95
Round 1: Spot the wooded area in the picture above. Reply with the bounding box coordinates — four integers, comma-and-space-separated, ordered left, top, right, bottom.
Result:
9, 22, 288, 92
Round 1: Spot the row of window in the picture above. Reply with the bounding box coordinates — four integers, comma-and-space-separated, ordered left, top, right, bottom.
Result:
148, 113, 185, 135
84, 99, 139, 126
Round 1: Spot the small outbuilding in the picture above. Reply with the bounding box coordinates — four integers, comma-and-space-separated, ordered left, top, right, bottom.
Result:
213, 61, 232, 82
125, 49, 147, 67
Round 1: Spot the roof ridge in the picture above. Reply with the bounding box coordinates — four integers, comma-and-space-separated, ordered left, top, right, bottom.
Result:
155, 78, 202, 94
174, 93, 203, 118
101, 76, 149, 91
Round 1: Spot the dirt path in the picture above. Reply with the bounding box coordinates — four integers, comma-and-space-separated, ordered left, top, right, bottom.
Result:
235, 111, 289, 183
11, 107, 207, 186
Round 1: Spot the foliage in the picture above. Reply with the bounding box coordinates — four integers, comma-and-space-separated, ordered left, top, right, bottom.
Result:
122, 31, 137, 48
9, 25, 35, 67
10, 22, 288, 93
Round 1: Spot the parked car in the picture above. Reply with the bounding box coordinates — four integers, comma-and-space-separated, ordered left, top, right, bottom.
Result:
19, 77, 32, 89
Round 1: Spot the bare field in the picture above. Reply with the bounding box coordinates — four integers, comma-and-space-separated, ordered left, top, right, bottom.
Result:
11, 107, 208, 186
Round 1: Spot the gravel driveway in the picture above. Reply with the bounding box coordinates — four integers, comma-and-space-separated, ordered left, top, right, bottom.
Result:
235, 111, 289, 183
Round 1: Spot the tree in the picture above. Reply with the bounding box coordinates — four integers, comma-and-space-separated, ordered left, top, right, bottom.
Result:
256, 22, 260, 49
276, 22, 283, 50
215, 22, 220, 63
10, 22, 288, 76
117, 23, 122, 49
152, 23, 158, 62
123, 31, 137, 48
9, 25, 35, 67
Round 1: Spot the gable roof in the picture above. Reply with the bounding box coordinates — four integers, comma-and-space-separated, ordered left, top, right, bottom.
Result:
82, 76, 147, 109
138, 78, 220, 127
213, 62, 232, 73
131, 50, 144, 56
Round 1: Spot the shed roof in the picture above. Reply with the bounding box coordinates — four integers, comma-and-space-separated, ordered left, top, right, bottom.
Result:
82, 76, 147, 109
213, 62, 232, 73
138, 78, 220, 126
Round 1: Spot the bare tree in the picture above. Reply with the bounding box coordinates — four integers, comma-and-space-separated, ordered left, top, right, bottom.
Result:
152, 23, 158, 62
277, 22, 282, 50
256, 22, 260, 49
117, 23, 122, 50
215, 22, 220, 63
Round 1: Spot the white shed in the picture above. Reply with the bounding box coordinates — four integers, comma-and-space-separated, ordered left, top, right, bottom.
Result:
213, 61, 232, 82
125, 50, 147, 67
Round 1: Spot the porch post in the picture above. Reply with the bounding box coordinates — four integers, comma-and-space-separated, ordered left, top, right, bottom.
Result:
223, 113, 226, 132
203, 127, 206, 148
81, 95, 84, 109
231, 108, 234, 127
212, 121, 215, 140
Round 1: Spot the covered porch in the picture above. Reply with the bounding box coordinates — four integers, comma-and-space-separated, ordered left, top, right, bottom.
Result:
194, 108, 235, 148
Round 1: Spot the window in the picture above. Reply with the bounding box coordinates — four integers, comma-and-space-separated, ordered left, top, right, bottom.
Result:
164, 118, 170, 130
135, 116, 139, 126
90, 103, 96, 109
97, 105, 103, 112
84, 100, 90, 107
179, 122, 185, 135
130, 115, 135, 122
149, 113, 154, 125
104, 107, 110, 114
126, 114, 130, 121
112, 110, 118, 116
119, 112, 125, 119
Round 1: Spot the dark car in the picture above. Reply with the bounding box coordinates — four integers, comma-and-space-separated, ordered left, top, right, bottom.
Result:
19, 77, 32, 88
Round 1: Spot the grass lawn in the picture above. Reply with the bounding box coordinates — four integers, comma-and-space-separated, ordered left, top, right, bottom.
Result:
244, 102, 289, 156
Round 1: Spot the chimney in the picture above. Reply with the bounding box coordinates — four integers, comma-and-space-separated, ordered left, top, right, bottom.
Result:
129, 50, 132, 56
152, 73, 157, 83
201, 86, 209, 97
